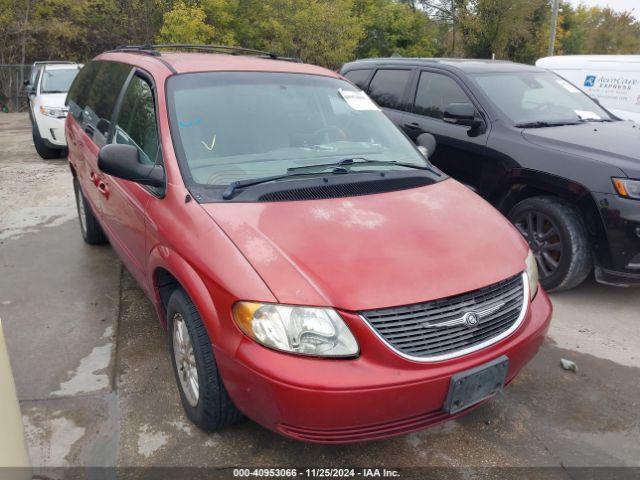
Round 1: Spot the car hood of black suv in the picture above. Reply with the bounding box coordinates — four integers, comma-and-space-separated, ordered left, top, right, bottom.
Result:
522, 120, 640, 178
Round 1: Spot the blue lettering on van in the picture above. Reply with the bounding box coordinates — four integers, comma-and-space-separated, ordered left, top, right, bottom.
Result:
584, 75, 596, 88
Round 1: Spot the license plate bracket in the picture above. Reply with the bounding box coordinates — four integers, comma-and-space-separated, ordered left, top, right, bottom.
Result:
444, 355, 509, 414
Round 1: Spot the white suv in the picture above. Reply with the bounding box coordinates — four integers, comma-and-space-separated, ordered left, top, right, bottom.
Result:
26, 62, 82, 159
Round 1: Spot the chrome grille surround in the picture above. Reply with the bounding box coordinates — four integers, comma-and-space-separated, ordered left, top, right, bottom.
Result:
360, 273, 529, 362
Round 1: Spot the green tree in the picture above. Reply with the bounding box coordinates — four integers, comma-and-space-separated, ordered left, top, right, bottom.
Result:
355, 0, 438, 58
157, 0, 214, 44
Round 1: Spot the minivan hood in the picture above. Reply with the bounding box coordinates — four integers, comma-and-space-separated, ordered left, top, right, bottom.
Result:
522, 121, 640, 177
202, 179, 528, 311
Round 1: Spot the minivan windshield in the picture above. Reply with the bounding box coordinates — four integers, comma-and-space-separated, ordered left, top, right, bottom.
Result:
41, 67, 79, 94
167, 72, 435, 190
470, 71, 615, 126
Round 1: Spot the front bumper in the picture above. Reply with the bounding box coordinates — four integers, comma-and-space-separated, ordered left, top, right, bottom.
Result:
216, 290, 552, 443
34, 111, 67, 147
592, 193, 640, 286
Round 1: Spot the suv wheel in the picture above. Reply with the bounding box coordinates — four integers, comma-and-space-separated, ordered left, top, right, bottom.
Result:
509, 196, 592, 292
73, 178, 107, 244
167, 288, 243, 431
32, 124, 61, 159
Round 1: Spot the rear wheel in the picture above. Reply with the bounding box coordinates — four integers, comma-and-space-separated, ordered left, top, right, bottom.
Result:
509, 196, 591, 292
32, 123, 61, 159
73, 178, 107, 244
167, 288, 243, 431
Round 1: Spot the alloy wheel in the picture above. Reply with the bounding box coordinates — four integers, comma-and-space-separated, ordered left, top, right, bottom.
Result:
513, 210, 563, 279
75, 186, 88, 235
172, 313, 199, 407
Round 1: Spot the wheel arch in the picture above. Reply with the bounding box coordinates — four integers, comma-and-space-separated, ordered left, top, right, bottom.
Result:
148, 246, 221, 339
492, 170, 607, 246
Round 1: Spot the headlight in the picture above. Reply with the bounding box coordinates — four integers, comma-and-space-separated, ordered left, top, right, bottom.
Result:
525, 249, 539, 300
612, 178, 640, 200
39, 106, 68, 118
232, 302, 359, 357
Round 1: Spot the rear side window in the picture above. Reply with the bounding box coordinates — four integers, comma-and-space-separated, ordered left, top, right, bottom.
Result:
343, 69, 371, 90
414, 72, 470, 120
113, 76, 159, 165
367, 69, 411, 110
67, 62, 100, 122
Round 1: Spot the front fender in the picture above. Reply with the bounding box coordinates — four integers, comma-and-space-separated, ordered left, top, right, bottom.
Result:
147, 245, 243, 356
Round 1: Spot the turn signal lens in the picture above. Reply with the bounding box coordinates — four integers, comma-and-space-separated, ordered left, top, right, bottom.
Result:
232, 302, 359, 357
612, 178, 640, 200
525, 249, 539, 300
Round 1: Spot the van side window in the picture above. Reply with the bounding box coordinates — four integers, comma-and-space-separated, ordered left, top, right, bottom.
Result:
67, 62, 100, 122
81, 61, 132, 147
113, 76, 159, 166
368, 69, 411, 110
343, 69, 371, 90
414, 72, 470, 120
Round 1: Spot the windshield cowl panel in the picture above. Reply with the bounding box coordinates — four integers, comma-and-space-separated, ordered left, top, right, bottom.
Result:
166, 72, 441, 202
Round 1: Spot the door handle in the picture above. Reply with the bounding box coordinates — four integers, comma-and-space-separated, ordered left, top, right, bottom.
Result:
97, 181, 110, 199
404, 122, 421, 130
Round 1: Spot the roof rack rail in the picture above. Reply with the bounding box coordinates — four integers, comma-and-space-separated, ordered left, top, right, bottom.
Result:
111, 44, 301, 63
33, 61, 76, 65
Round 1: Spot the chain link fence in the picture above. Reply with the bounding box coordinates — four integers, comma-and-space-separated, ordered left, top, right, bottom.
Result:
0, 65, 31, 112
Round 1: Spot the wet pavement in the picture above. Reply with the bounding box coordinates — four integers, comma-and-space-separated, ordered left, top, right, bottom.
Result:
1, 113, 639, 476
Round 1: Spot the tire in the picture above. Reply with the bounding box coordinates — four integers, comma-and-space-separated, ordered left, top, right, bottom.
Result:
32, 123, 61, 159
73, 178, 107, 245
167, 288, 243, 431
509, 196, 592, 292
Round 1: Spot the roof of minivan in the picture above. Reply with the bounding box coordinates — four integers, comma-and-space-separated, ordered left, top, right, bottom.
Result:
99, 51, 339, 78
344, 57, 542, 74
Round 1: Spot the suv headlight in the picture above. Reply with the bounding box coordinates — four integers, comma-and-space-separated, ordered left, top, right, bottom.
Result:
39, 106, 68, 118
232, 302, 359, 357
525, 249, 539, 300
612, 178, 640, 200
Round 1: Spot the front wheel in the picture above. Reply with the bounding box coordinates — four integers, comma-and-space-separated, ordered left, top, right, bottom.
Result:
509, 196, 592, 292
73, 178, 107, 244
167, 288, 243, 431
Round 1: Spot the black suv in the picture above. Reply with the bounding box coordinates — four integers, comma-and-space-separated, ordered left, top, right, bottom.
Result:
341, 58, 640, 291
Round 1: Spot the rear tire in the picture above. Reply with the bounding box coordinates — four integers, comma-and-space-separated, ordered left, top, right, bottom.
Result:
73, 178, 107, 245
509, 196, 591, 292
167, 288, 243, 431
32, 123, 61, 159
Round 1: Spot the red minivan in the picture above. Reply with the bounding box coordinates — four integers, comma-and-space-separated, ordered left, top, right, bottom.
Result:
65, 45, 552, 443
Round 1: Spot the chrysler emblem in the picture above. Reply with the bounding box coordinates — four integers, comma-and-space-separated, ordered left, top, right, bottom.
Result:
422, 302, 505, 329
463, 312, 479, 327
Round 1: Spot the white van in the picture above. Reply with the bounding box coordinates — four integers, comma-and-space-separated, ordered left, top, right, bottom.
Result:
536, 55, 640, 122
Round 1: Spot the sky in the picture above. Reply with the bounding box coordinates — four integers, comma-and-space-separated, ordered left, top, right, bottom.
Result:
567, 0, 638, 17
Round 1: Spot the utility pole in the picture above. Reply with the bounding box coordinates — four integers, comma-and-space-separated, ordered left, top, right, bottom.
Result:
548, 0, 560, 56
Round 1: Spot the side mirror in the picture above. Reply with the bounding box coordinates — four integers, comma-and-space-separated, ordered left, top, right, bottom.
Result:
98, 144, 163, 188
443, 103, 483, 129
416, 133, 436, 159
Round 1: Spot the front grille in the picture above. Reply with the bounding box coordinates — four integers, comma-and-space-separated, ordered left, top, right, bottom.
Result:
361, 273, 526, 360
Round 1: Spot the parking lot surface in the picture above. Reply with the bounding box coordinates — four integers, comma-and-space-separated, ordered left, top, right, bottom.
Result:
1, 113, 639, 477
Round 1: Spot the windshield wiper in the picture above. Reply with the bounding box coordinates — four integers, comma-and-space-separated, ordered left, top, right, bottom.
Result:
287, 157, 441, 177
221, 157, 440, 200
514, 120, 583, 128
221, 169, 359, 200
